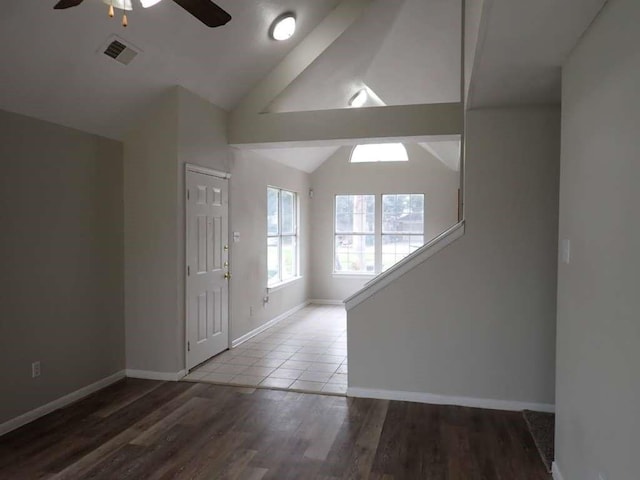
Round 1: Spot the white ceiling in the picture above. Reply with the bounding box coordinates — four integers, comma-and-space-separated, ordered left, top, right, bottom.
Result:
0, 0, 607, 171
469, 0, 607, 107
0, 0, 340, 139
249, 145, 341, 173
267, 0, 461, 113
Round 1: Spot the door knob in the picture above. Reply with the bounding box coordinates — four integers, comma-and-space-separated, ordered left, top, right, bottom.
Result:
224, 272, 232, 280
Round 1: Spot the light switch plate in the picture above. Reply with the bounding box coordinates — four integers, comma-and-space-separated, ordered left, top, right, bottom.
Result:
562, 239, 571, 264
233, 232, 240, 243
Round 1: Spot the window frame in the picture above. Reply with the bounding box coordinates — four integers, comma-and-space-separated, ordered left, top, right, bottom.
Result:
333, 193, 425, 276
381, 193, 425, 272
267, 186, 299, 287
333, 194, 376, 276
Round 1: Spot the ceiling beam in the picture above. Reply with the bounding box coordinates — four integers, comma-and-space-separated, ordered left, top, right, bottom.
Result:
229, 102, 463, 147
229, 0, 463, 146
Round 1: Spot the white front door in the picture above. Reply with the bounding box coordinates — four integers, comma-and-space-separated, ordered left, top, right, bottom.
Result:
186, 167, 229, 370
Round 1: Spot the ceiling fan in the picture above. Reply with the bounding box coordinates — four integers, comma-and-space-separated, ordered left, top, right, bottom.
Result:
54, 0, 232, 28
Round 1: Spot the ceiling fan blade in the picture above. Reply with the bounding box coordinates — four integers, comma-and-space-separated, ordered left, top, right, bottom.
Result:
172, 0, 231, 28
53, 0, 84, 9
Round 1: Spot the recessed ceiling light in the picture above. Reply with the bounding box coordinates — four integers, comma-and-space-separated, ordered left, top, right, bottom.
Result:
140, 0, 163, 7
349, 88, 368, 108
270, 14, 296, 41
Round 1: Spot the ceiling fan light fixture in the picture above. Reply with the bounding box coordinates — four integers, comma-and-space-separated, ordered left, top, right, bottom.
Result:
270, 13, 296, 41
102, 0, 132, 11
349, 88, 368, 108
140, 0, 163, 8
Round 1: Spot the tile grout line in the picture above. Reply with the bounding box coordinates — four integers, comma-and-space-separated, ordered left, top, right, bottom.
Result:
187, 305, 348, 395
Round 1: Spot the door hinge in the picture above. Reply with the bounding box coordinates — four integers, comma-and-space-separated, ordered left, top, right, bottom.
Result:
187, 265, 190, 276
187, 189, 190, 200
188, 341, 190, 352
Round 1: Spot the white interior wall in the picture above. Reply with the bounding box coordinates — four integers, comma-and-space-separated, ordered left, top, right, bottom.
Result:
347, 108, 560, 408
555, 0, 640, 478
0, 109, 124, 425
229, 150, 311, 341
309, 144, 459, 301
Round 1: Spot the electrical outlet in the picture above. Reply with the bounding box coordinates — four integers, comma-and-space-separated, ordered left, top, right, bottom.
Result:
32, 361, 41, 378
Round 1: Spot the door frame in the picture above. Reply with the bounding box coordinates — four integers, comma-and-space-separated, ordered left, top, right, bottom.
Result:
184, 163, 232, 372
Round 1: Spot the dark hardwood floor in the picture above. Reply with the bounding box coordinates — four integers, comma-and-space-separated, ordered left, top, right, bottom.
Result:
0, 379, 550, 479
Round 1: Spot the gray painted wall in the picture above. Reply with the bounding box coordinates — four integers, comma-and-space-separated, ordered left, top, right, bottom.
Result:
309, 144, 459, 301
348, 108, 559, 406
124, 87, 309, 374
176, 87, 231, 364
230, 150, 311, 341
124, 90, 181, 374
464, 0, 484, 101
555, 0, 640, 478
0, 109, 124, 424
124, 88, 231, 374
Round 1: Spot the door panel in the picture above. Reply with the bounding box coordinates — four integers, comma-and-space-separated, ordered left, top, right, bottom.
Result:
186, 169, 229, 370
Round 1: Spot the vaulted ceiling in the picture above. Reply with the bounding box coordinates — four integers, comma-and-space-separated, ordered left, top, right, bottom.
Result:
468, 0, 607, 108
0, 0, 608, 170
266, 0, 461, 113
0, 0, 340, 140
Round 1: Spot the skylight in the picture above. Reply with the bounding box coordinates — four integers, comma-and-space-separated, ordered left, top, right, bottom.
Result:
350, 143, 409, 163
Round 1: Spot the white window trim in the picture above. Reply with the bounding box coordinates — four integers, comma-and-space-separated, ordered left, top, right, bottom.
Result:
333, 194, 376, 276
333, 193, 425, 276
267, 186, 300, 288
332, 273, 376, 278
267, 275, 303, 292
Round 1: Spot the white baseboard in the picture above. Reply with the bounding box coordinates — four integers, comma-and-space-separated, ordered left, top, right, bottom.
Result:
308, 299, 345, 306
551, 462, 565, 480
125, 369, 186, 381
231, 301, 310, 348
0, 370, 126, 437
347, 387, 555, 413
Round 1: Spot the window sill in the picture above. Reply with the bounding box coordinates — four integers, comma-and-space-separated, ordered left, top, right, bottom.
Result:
268, 276, 303, 292
332, 273, 377, 279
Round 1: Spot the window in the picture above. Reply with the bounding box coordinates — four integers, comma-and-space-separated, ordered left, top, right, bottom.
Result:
350, 143, 409, 163
334, 193, 425, 274
382, 194, 424, 271
334, 195, 375, 274
268, 187, 298, 286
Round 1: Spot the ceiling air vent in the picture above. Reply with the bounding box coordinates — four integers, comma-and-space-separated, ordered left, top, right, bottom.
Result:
100, 36, 140, 65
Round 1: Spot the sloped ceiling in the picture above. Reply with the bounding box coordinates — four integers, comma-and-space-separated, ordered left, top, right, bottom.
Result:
0, 0, 608, 172
469, 0, 607, 107
267, 0, 461, 113
0, 0, 340, 140
249, 145, 341, 173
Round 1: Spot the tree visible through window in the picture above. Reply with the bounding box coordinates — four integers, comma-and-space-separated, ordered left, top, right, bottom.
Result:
268, 187, 298, 286
335, 195, 375, 274
334, 194, 425, 274
382, 194, 424, 271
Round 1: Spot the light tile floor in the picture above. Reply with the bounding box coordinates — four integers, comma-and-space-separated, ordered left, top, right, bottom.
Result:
184, 304, 348, 395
